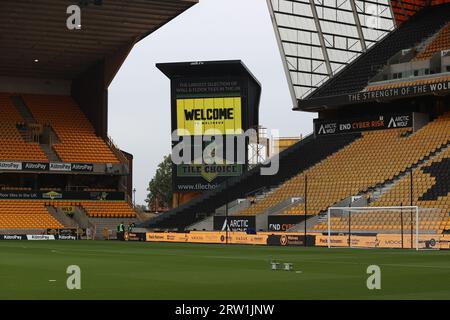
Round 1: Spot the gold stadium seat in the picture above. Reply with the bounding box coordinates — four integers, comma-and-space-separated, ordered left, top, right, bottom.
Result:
413, 22, 450, 61
0, 93, 48, 162
232, 112, 450, 234
80, 201, 136, 218
0, 200, 63, 229
22, 94, 120, 164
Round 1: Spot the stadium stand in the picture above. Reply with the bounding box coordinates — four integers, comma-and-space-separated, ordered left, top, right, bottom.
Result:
80, 201, 136, 218
23, 94, 120, 164
0, 92, 138, 230
0, 201, 63, 229
0, 93, 49, 162
144, 107, 450, 231
414, 21, 450, 60
365, 75, 450, 91
313, 146, 450, 233
0, 199, 135, 233
131, 2, 450, 252
139, 2, 450, 239
0, 1, 198, 234
145, 133, 361, 229
144, 108, 450, 230
44, 200, 136, 218
232, 112, 449, 217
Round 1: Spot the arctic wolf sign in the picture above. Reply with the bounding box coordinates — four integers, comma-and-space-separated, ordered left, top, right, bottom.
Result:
314, 113, 416, 136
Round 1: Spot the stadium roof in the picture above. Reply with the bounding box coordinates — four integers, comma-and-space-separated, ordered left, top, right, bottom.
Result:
268, 0, 450, 111
267, 0, 395, 105
0, 0, 197, 79
156, 60, 262, 87
296, 2, 450, 111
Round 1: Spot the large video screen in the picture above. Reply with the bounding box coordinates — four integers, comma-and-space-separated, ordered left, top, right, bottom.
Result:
176, 97, 242, 136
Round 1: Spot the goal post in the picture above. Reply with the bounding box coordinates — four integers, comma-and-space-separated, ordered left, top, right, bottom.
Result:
326, 206, 442, 250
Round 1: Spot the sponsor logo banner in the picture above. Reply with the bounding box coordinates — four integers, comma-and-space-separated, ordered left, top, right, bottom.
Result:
71, 163, 94, 172
347, 80, 450, 103
314, 233, 445, 249
22, 162, 49, 171
146, 233, 188, 243
376, 234, 442, 249
177, 163, 242, 182
315, 235, 379, 248
56, 234, 77, 240
213, 216, 256, 232
0, 234, 26, 240
314, 113, 412, 136
145, 231, 268, 245
43, 191, 63, 200
26, 235, 55, 241
268, 215, 311, 232
315, 234, 348, 247
47, 229, 79, 240
125, 232, 146, 241
299, 79, 450, 109
144, 231, 449, 249
229, 233, 267, 245
50, 162, 72, 172
0, 191, 125, 200
0, 161, 22, 171
0, 191, 40, 200
267, 234, 316, 246
0, 161, 95, 173
187, 232, 223, 244
1, 234, 76, 241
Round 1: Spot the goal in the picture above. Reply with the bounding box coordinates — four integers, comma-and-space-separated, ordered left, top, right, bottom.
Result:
327, 206, 442, 250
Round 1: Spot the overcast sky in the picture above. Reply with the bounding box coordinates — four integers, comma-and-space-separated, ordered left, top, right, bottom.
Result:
108, 0, 316, 205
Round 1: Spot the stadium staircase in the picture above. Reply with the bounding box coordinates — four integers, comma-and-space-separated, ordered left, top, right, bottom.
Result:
22, 94, 121, 164
311, 139, 450, 233
10, 95, 62, 162
10, 96, 36, 124
287, 215, 321, 233
414, 21, 450, 60
40, 144, 61, 162
414, 24, 445, 55
308, 3, 450, 98
259, 197, 304, 217
1, 92, 126, 165
46, 206, 79, 229
71, 206, 93, 229
140, 133, 361, 230
0, 93, 48, 161
368, 140, 450, 204
16, 125, 34, 143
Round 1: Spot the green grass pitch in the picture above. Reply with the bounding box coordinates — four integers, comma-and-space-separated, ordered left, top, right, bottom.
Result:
1, 240, 450, 300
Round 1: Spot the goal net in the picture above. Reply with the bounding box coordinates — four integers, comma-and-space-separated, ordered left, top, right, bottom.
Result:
327, 206, 443, 250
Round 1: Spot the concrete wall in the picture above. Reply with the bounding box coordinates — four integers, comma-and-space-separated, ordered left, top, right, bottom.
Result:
0, 76, 71, 95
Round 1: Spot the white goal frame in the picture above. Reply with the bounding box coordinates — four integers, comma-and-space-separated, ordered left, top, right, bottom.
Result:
327, 206, 420, 250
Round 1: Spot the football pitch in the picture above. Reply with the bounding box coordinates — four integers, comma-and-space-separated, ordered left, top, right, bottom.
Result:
1, 241, 450, 300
